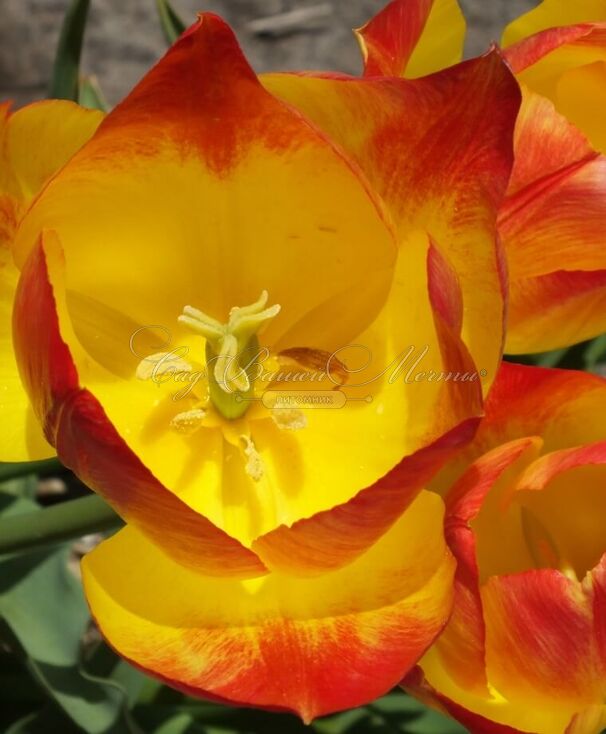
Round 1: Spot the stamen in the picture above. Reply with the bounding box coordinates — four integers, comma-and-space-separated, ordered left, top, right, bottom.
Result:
170, 408, 207, 435
272, 408, 308, 431
240, 435, 264, 482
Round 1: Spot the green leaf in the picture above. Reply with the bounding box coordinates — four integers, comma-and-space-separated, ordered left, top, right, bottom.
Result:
5, 708, 82, 734
79, 75, 109, 112
362, 691, 466, 733
0, 493, 122, 556
0, 493, 135, 733
0, 474, 39, 501
313, 708, 369, 733
136, 711, 205, 734
584, 333, 606, 370
133, 701, 310, 734
82, 638, 148, 715
155, 0, 187, 45
506, 338, 596, 372
152, 714, 198, 734
534, 348, 570, 368
404, 708, 468, 734
0, 457, 62, 483
49, 0, 91, 100
131, 691, 467, 734
0, 649, 46, 730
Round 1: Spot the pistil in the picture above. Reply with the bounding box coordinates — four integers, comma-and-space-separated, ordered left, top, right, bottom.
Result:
179, 291, 280, 420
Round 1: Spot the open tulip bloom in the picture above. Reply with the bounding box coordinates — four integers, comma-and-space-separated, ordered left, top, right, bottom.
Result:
1, 0, 606, 729
405, 362, 606, 734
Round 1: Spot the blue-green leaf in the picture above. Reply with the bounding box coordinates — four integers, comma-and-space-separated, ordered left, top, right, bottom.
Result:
79, 75, 109, 112
0, 493, 122, 556
0, 493, 134, 733
155, 0, 187, 45
0, 458, 61, 483
585, 334, 606, 371
49, 0, 91, 100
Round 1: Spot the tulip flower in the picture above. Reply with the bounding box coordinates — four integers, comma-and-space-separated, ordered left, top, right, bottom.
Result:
501, 1, 606, 352
5, 12, 519, 720
0, 100, 103, 460
354, 0, 606, 353
404, 362, 606, 734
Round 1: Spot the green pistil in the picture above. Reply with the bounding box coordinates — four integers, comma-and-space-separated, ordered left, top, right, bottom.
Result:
179, 291, 280, 420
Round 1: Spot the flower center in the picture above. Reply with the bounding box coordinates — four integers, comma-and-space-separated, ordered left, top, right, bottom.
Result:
178, 290, 281, 420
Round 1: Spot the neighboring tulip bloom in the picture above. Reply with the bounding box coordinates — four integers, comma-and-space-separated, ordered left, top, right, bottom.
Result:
501, 1, 606, 353
404, 362, 606, 734
0, 100, 103, 459
5, 13, 519, 719
354, 0, 606, 353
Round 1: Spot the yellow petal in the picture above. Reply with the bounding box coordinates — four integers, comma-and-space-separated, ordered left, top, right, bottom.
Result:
355, 0, 465, 78
0, 251, 53, 460
263, 51, 520, 391
0, 100, 101, 462
82, 490, 455, 721
406, 0, 466, 78
14, 17, 396, 357
503, 0, 606, 47
509, 28, 606, 112
556, 61, 606, 153
6, 100, 103, 200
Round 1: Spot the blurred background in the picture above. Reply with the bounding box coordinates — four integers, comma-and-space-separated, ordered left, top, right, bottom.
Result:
2, 0, 538, 107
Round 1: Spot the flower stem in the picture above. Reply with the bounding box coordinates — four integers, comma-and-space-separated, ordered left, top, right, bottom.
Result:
0, 494, 122, 556
0, 458, 63, 482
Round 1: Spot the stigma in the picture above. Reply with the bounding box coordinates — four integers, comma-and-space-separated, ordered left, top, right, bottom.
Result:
179, 291, 280, 420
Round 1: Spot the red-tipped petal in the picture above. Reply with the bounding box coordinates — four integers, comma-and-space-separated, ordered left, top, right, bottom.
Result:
252, 415, 477, 575
403, 667, 533, 734
500, 90, 606, 353
264, 52, 520, 391
427, 239, 464, 335
439, 438, 542, 694
507, 269, 606, 354
482, 568, 606, 706
466, 362, 606, 460
83, 490, 455, 721
13, 233, 266, 578
251, 239, 483, 576
356, 0, 465, 78
505, 24, 601, 74
516, 441, 606, 493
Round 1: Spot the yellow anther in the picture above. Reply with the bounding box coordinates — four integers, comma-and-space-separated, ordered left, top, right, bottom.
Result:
272, 408, 308, 431
240, 435, 264, 482
170, 408, 207, 435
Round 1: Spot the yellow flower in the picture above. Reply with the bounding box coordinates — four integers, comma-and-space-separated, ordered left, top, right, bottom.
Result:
3, 11, 519, 720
